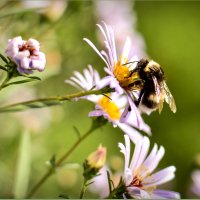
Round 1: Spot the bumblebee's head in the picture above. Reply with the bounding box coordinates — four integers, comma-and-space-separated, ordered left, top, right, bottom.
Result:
137, 59, 149, 71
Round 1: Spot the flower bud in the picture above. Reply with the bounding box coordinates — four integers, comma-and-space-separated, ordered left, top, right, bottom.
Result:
87, 145, 106, 169
83, 145, 106, 181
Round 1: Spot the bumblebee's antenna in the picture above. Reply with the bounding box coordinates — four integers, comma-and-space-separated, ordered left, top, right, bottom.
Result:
103, 94, 112, 101
122, 61, 139, 66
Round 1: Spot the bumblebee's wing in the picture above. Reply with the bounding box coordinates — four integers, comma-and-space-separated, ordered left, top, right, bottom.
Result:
152, 76, 161, 103
163, 81, 177, 113
152, 76, 164, 113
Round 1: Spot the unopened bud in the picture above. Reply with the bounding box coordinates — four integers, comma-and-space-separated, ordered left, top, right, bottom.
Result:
83, 145, 107, 181
87, 145, 106, 169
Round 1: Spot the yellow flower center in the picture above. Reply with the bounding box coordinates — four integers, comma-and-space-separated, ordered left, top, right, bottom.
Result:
113, 60, 130, 82
98, 94, 121, 120
113, 59, 140, 90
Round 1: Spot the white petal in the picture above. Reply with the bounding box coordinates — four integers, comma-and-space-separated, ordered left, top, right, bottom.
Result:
116, 122, 142, 143
83, 38, 110, 68
74, 71, 88, 87
129, 136, 143, 174
121, 37, 131, 64
134, 137, 150, 170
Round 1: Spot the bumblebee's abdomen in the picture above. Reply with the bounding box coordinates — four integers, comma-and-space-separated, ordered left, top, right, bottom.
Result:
141, 92, 158, 109
141, 79, 158, 109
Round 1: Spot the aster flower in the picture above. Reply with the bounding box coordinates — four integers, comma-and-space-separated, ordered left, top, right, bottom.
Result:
65, 65, 151, 138
83, 22, 145, 128
191, 170, 200, 197
118, 135, 180, 199
5, 36, 46, 74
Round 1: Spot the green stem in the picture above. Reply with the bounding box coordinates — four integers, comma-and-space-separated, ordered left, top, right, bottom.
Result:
0, 74, 10, 91
0, 87, 114, 113
26, 118, 106, 198
79, 179, 87, 199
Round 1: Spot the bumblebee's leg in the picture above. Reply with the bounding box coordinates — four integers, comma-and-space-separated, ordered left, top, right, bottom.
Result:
134, 89, 144, 107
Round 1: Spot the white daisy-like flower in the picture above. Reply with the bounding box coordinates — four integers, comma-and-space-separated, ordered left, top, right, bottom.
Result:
5, 36, 46, 74
191, 170, 200, 196
65, 65, 151, 137
83, 22, 145, 128
118, 135, 180, 199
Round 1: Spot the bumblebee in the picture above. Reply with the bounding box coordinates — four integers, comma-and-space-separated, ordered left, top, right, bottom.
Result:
126, 59, 176, 115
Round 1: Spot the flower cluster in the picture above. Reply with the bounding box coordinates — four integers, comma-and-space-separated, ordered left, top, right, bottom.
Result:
5, 36, 46, 74
66, 65, 151, 140
0, 19, 181, 198
65, 22, 180, 199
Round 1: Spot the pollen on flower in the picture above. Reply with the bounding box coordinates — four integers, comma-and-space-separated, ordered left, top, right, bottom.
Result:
113, 60, 130, 83
98, 94, 121, 120
113, 60, 140, 91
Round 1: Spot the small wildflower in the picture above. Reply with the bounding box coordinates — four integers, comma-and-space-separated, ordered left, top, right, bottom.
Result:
5, 36, 46, 74
118, 134, 180, 199
66, 65, 151, 138
83, 22, 145, 128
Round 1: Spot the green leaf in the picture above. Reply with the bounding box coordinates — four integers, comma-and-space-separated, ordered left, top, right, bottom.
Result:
0, 54, 8, 64
107, 171, 112, 193
0, 65, 8, 72
13, 130, 31, 198
21, 75, 41, 81
3, 78, 40, 88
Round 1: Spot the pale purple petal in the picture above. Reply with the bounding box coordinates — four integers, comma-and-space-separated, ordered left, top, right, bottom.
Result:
152, 189, 180, 199
5, 36, 46, 74
127, 187, 151, 199
144, 166, 176, 187
88, 110, 104, 117
27, 38, 40, 50
144, 146, 165, 174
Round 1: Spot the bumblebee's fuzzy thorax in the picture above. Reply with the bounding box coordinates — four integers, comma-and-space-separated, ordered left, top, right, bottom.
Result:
137, 59, 165, 82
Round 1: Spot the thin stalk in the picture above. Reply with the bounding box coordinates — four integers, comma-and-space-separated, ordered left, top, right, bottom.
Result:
0, 87, 114, 113
79, 179, 87, 199
26, 118, 106, 198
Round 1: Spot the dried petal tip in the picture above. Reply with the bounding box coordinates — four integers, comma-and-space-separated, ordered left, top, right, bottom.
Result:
87, 145, 106, 169
5, 36, 46, 75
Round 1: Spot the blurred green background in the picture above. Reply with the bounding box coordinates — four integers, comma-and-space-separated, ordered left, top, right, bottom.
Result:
0, 0, 199, 198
